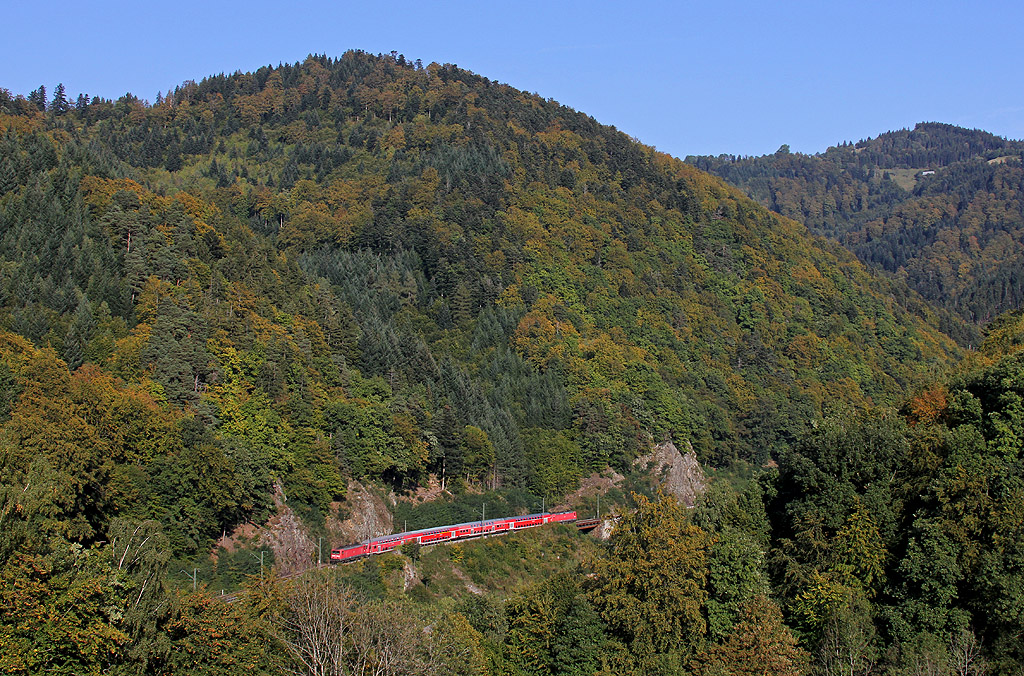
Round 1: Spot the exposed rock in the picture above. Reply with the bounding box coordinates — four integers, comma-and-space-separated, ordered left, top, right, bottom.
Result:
394, 474, 447, 504
595, 518, 616, 540
210, 480, 396, 576
325, 481, 394, 546
635, 439, 708, 507
262, 505, 316, 576
214, 522, 261, 557
402, 561, 419, 591
559, 469, 625, 511
452, 567, 484, 595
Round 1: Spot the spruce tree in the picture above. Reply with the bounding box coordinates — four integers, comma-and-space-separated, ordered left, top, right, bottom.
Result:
27, 85, 46, 111
50, 83, 70, 115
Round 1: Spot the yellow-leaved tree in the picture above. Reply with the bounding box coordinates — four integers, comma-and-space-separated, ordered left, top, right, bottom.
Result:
587, 493, 712, 674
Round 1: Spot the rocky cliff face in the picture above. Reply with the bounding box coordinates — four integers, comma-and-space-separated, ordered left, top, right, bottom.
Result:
326, 482, 395, 545
636, 440, 708, 507
262, 506, 318, 575
216, 480, 396, 576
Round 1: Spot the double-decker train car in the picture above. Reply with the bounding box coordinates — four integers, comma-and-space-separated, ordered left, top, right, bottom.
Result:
330, 510, 578, 563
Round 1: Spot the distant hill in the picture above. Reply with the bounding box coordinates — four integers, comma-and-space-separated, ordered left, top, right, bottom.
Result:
688, 123, 1024, 338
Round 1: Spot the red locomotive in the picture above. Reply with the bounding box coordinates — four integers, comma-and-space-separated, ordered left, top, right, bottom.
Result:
330, 510, 578, 563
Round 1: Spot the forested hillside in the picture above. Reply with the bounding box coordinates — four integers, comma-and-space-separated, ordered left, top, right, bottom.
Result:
1, 51, 1005, 676
5, 321, 1024, 674
762, 307, 1024, 675
689, 123, 1024, 336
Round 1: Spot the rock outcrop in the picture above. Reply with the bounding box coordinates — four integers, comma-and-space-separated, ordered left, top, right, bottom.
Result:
326, 481, 394, 545
635, 439, 708, 507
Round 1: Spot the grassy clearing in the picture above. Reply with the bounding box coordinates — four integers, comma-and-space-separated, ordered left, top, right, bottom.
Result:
883, 167, 922, 192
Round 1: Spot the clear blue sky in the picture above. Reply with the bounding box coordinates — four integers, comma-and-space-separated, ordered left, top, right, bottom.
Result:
6, 0, 1023, 158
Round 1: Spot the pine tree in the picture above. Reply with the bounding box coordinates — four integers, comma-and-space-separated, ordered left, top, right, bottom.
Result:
451, 281, 473, 326
50, 83, 70, 115
27, 85, 46, 111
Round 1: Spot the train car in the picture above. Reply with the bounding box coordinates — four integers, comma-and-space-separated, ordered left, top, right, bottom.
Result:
330, 510, 578, 563
330, 543, 368, 561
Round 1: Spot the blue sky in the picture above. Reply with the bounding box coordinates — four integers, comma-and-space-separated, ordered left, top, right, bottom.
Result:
6, 0, 1023, 158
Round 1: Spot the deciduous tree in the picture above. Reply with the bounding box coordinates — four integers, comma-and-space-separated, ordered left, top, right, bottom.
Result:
588, 493, 711, 669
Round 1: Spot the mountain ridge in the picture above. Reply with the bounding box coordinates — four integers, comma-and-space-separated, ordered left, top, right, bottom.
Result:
688, 122, 1024, 336
7, 51, 1024, 676
1, 51, 958, 551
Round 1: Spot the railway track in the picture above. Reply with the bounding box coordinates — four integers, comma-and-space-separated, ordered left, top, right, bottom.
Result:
214, 513, 619, 602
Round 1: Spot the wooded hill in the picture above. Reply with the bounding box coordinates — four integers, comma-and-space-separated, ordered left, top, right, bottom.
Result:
688, 123, 1024, 338
2, 51, 1023, 676
0, 52, 960, 557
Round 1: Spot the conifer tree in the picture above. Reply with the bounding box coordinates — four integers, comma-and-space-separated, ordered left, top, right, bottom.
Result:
27, 85, 46, 111
50, 83, 69, 115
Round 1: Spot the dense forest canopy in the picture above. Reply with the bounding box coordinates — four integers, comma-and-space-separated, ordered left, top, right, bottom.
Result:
0, 53, 957, 497
688, 123, 1024, 336
5, 51, 1021, 676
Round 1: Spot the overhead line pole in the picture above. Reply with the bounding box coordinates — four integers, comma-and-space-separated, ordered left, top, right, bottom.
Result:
251, 550, 264, 581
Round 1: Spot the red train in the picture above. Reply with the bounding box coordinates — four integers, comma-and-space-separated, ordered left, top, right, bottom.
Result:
330, 510, 578, 563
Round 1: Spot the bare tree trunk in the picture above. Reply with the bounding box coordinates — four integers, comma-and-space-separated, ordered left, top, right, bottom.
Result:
348, 601, 422, 676
949, 628, 987, 676
819, 609, 877, 676
275, 571, 354, 676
